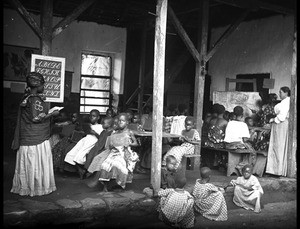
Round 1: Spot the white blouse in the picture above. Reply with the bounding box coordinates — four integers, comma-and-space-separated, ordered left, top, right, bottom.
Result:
274, 97, 290, 123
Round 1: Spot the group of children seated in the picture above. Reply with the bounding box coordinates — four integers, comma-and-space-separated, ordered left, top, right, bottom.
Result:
201, 102, 272, 172
155, 157, 263, 228
49, 105, 265, 228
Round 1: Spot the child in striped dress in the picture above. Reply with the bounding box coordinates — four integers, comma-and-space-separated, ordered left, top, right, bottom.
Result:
162, 116, 200, 170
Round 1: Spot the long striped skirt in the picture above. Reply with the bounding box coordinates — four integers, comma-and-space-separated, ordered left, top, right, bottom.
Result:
11, 140, 56, 197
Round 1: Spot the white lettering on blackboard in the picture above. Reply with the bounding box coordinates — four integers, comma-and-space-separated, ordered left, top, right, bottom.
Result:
35, 67, 60, 76
44, 90, 60, 97
36, 61, 61, 69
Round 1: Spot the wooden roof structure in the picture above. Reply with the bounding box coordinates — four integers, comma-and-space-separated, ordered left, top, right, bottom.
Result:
3, 0, 296, 30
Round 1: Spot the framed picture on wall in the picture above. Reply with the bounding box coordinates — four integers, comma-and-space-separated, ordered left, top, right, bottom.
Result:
3, 44, 39, 82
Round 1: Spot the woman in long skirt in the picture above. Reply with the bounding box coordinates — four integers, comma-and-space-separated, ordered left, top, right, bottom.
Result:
266, 86, 290, 176
11, 72, 59, 196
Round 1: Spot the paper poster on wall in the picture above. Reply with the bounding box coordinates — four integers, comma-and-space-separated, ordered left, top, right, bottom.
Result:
213, 91, 262, 118
31, 54, 65, 103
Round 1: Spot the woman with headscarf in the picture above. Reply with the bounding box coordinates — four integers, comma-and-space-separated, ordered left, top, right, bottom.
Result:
11, 72, 59, 196
266, 86, 290, 176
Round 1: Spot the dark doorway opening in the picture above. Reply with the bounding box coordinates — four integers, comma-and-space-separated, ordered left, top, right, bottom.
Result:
236, 73, 270, 100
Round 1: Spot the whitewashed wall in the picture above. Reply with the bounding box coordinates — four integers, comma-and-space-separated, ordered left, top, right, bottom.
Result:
208, 15, 294, 100
3, 8, 127, 94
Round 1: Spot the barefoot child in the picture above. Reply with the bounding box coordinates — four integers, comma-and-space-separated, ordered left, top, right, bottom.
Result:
192, 167, 228, 221
228, 164, 264, 213
157, 176, 195, 228
88, 113, 139, 191
162, 116, 200, 170
64, 109, 103, 178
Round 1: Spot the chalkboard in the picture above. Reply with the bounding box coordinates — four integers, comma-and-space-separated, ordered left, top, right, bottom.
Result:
31, 54, 65, 103
213, 91, 262, 118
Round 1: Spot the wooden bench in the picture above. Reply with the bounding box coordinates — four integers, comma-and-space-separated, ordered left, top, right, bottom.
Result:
180, 154, 201, 177
201, 146, 267, 177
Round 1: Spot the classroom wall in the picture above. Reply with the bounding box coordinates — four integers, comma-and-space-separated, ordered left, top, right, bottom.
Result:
208, 15, 295, 100
3, 8, 127, 94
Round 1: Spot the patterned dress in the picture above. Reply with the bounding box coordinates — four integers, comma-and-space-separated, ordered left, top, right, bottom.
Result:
162, 129, 200, 169
192, 180, 228, 221
88, 130, 139, 189
158, 188, 195, 228
230, 175, 264, 213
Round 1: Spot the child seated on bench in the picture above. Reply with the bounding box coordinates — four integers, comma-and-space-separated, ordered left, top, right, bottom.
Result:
192, 167, 228, 221
162, 116, 200, 170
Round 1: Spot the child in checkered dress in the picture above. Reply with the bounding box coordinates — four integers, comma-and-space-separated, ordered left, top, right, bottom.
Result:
157, 176, 195, 228
192, 167, 228, 221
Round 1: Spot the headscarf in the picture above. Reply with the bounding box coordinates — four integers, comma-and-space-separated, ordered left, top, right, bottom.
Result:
21, 72, 46, 106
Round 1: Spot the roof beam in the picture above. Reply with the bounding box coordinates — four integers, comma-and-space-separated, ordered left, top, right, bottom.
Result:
205, 9, 250, 62
9, 0, 43, 38
52, 0, 96, 39
168, 6, 201, 62
214, 0, 294, 15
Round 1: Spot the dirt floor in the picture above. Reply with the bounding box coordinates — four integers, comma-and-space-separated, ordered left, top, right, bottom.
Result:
3, 148, 297, 229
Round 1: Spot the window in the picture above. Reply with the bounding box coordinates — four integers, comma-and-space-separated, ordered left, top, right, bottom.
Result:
80, 53, 112, 114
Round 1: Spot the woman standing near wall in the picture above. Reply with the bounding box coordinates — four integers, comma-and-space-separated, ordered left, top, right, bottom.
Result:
11, 72, 59, 196
265, 86, 290, 177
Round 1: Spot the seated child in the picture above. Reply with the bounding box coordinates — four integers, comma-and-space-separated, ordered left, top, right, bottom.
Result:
162, 116, 200, 170
83, 116, 114, 178
127, 113, 142, 131
157, 176, 195, 228
245, 117, 258, 144
161, 155, 177, 189
143, 155, 178, 197
228, 164, 264, 213
192, 167, 228, 221
64, 109, 103, 179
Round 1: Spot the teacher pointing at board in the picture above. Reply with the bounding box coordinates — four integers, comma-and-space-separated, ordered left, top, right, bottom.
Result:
265, 86, 290, 177
11, 72, 60, 196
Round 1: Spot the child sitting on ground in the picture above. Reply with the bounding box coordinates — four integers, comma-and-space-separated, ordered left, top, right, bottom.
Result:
143, 155, 178, 197
162, 116, 200, 170
157, 176, 195, 228
192, 167, 228, 221
227, 164, 264, 213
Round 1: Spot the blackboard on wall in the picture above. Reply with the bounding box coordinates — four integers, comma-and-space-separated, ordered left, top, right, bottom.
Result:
31, 54, 65, 103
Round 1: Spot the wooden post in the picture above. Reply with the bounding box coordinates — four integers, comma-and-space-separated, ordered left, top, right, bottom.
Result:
151, 0, 168, 196
41, 0, 53, 56
192, 0, 209, 170
138, 22, 147, 115
287, 18, 297, 178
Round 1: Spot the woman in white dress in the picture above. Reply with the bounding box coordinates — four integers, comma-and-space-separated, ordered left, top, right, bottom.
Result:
266, 86, 290, 176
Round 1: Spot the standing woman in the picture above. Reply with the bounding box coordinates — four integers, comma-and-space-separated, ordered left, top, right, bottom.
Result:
11, 72, 59, 196
266, 86, 290, 176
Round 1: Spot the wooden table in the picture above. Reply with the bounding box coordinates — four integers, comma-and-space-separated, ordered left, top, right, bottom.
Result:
132, 130, 183, 138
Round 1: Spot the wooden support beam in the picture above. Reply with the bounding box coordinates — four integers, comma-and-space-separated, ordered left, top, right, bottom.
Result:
205, 10, 250, 62
52, 0, 96, 39
214, 0, 294, 15
168, 6, 201, 63
192, 0, 209, 171
41, 0, 53, 55
138, 23, 147, 115
287, 18, 297, 178
9, 0, 43, 38
151, 0, 168, 196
